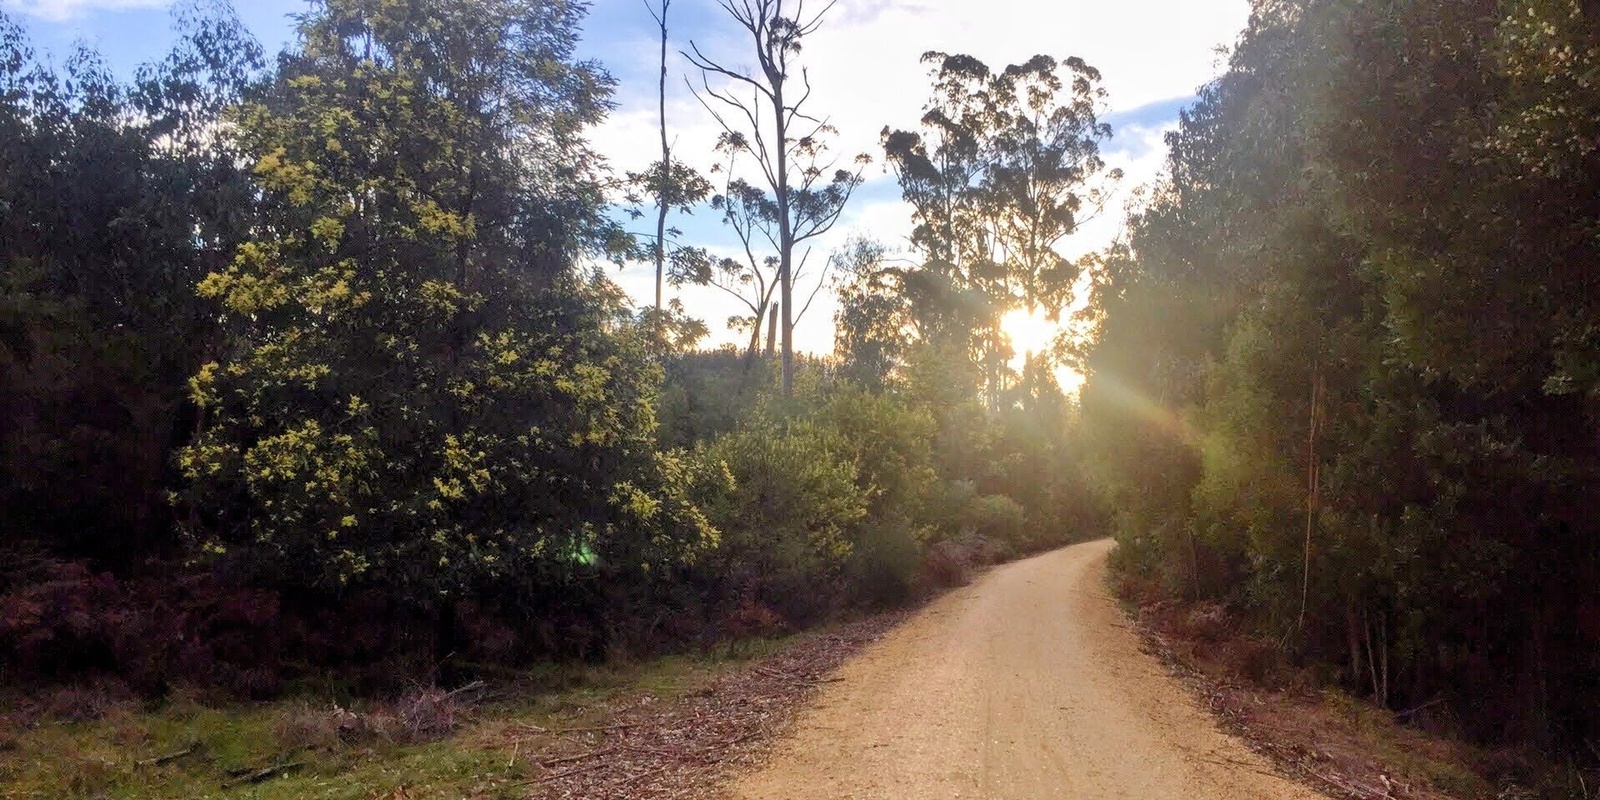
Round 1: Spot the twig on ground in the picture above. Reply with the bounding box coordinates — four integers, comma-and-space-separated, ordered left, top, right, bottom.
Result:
1304, 765, 1391, 799
621, 764, 672, 786
533, 758, 615, 784
1392, 696, 1444, 722
538, 745, 617, 769
553, 722, 637, 735
444, 680, 487, 700
136, 743, 196, 767
221, 761, 304, 788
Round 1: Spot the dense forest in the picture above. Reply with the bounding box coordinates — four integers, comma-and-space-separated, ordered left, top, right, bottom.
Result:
3, 0, 1599, 772
1086, 0, 1600, 752
0, 0, 1102, 697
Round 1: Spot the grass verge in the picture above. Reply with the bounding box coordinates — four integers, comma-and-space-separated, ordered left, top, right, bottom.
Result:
0, 616, 901, 800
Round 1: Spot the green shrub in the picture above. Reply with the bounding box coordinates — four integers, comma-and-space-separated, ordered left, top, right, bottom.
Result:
697, 420, 867, 624
848, 519, 925, 607
961, 494, 1026, 547
815, 389, 940, 525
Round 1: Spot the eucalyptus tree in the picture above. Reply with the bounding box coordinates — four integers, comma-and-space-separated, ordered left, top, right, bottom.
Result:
180, 0, 715, 619
831, 237, 906, 389
703, 157, 837, 362
683, 0, 868, 395
1082, 0, 1600, 748
628, 0, 712, 316
705, 176, 782, 359
883, 52, 1117, 403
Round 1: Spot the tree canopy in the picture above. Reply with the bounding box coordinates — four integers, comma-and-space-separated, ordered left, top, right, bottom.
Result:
1084, 0, 1600, 749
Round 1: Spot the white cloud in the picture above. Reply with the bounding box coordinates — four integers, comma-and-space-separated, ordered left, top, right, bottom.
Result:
1, 0, 169, 21
592, 0, 1248, 349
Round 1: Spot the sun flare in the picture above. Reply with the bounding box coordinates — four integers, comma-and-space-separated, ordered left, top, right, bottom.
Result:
999, 308, 1086, 395
1000, 308, 1060, 360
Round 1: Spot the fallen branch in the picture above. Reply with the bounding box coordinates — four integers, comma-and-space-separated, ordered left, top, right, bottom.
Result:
625, 743, 691, 760
1304, 765, 1390, 799
538, 745, 616, 769
444, 680, 487, 701
620, 764, 671, 786
714, 730, 761, 750
136, 744, 196, 767
1191, 753, 1281, 781
689, 729, 764, 764
553, 722, 637, 735
1392, 696, 1444, 722
533, 758, 614, 784
754, 665, 840, 686
221, 761, 304, 788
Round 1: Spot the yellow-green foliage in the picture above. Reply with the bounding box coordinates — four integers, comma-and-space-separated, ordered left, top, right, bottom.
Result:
174, 0, 715, 603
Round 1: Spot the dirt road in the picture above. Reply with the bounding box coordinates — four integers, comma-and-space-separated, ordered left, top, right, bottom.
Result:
731, 539, 1325, 800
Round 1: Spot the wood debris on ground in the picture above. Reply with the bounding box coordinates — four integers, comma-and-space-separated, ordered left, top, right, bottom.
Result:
513, 611, 908, 800
1128, 606, 1463, 800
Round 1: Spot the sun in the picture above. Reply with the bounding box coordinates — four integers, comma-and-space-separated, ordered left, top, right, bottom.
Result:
1000, 307, 1086, 395
1000, 307, 1059, 359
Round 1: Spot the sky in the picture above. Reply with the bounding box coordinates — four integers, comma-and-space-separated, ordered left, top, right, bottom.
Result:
1, 0, 1251, 354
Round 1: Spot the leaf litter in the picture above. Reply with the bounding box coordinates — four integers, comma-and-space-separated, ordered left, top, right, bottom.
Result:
513, 610, 909, 799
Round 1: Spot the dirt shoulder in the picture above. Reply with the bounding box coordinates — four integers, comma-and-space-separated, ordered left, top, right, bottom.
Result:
728, 539, 1326, 800
1115, 571, 1496, 800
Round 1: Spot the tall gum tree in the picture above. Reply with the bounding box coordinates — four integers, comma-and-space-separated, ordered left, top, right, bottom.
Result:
684, 0, 867, 395
882, 52, 1118, 405
626, 0, 712, 322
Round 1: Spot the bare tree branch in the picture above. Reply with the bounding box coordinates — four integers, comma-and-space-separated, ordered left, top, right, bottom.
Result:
682, 41, 774, 102
795, 246, 834, 324
685, 0, 858, 393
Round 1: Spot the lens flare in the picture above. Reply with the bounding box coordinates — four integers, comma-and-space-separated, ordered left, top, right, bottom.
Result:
1000, 307, 1085, 393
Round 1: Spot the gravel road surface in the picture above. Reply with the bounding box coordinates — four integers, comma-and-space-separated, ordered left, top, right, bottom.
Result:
730, 539, 1326, 800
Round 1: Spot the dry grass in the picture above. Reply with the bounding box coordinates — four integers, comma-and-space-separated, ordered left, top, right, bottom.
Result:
0, 611, 909, 800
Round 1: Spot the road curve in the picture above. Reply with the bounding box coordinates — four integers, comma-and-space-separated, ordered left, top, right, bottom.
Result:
730, 539, 1325, 800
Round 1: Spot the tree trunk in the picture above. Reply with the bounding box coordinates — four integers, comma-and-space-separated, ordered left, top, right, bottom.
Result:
435, 598, 459, 685
765, 302, 779, 357
1346, 604, 1364, 688
745, 300, 766, 360
772, 75, 794, 396
653, 0, 671, 311
1300, 369, 1322, 631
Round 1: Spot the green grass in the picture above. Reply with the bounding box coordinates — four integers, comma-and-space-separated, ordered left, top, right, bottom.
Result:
1, 694, 523, 800
0, 638, 798, 800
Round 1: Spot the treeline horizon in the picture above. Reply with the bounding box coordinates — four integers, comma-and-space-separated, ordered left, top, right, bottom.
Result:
0, 0, 1105, 700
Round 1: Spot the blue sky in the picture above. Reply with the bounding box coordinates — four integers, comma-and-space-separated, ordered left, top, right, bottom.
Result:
2, 0, 1250, 352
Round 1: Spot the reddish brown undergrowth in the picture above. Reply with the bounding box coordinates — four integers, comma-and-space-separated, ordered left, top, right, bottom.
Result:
1113, 569, 1498, 800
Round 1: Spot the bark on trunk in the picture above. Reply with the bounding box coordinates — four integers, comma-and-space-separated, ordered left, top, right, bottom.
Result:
765, 302, 779, 357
